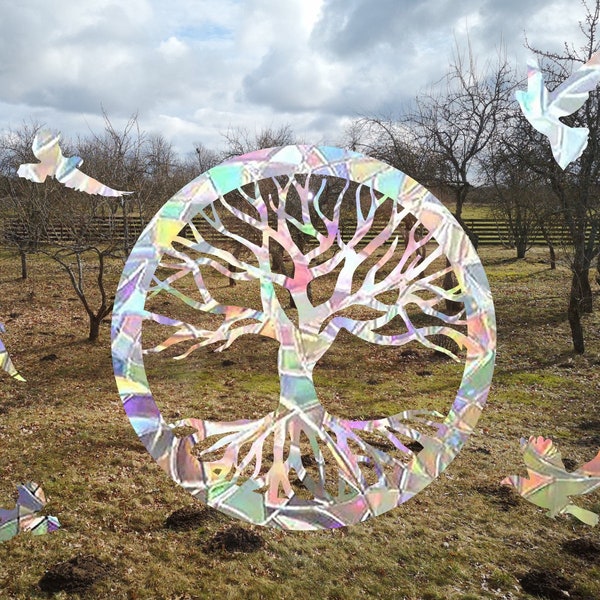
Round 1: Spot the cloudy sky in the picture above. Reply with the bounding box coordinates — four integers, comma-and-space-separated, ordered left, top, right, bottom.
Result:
0, 0, 589, 162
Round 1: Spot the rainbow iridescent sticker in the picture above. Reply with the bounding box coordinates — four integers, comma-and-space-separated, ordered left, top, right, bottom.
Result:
0, 323, 25, 382
111, 145, 496, 530
0, 482, 60, 542
503, 437, 600, 526
517, 51, 600, 169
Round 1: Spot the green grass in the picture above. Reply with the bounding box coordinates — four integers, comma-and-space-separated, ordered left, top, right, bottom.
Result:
0, 245, 599, 599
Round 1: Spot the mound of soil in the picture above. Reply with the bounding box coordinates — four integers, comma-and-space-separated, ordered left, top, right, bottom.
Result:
405, 441, 424, 453
164, 505, 220, 531
519, 570, 573, 599
561, 457, 578, 471
38, 555, 110, 594
301, 453, 317, 466
467, 446, 491, 455
562, 537, 600, 560
204, 525, 264, 553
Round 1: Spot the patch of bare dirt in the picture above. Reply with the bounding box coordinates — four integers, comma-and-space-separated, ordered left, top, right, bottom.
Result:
164, 505, 222, 531
561, 537, 600, 560
38, 555, 111, 594
204, 525, 264, 554
519, 570, 573, 599
467, 446, 491, 455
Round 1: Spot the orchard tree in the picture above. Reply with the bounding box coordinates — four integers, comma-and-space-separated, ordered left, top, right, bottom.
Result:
0, 122, 60, 279
482, 120, 558, 261
193, 142, 220, 173
519, 0, 600, 353
2, 121, 132, 341
360, 42, 514, 248
221, 124, 295, 159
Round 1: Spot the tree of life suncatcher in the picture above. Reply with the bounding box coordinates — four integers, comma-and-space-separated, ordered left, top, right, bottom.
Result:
111, 145, 496, 530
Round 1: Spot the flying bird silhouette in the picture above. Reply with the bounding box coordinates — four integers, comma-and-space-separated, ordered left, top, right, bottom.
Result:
516, 53, 600, 169
502, 436, 600, 526
17, 129, 132, 197
0, 322, 25, 382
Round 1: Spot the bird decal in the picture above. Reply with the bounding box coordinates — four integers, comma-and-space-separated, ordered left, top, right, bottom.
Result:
516, 52, 600, 169
502, 436, 600, 526
0, 482, 60, 542
17, 129, 132, 197
0, 322, 25, 382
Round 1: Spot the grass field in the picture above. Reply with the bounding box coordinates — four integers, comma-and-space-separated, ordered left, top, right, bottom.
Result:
0, 243, 599, 600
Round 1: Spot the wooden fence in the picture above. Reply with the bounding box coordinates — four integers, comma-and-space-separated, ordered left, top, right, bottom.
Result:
461, 219, 586, 246
0, 215, 592, 247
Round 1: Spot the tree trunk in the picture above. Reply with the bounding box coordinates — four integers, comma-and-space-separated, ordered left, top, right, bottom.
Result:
454, 214, 479, 250
516, 239, 527, 259
539, 223, 555, 269
19, 249, 28, 279
549, 244, 556, 270
568, 273, 585, 354
88, 315, 101, 342
570, 221, 593, 314
123, 197, 130, 255
580, 268, 593, 314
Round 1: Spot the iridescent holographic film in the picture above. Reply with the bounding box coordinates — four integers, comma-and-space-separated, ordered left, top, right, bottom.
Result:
503, 436, 600, 526
517, 52, 600, 169
0, 482, 60, 542
111, 145, 496, 530
17, 129, 132, 197
0, 323, 25, 382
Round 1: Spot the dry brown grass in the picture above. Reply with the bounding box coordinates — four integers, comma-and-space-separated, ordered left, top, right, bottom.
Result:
0, 245, 599, 600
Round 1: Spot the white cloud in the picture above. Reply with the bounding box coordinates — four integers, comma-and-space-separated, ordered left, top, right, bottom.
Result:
158, 36, 189, 59
0, 0, 594, 159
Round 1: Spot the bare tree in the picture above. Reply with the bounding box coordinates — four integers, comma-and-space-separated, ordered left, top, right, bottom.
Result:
38, 183, 125, 342
0, 114, 200, 341
221, 124, 295, 159
193, 142, 221, 173
0, 122, 59, 279
2, 121, 132, 341
346, 116, 446, 190
519, 0, 600, 353
482, 122, 558, 260
404, 41, 514, 246
357, 43, 513, 323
